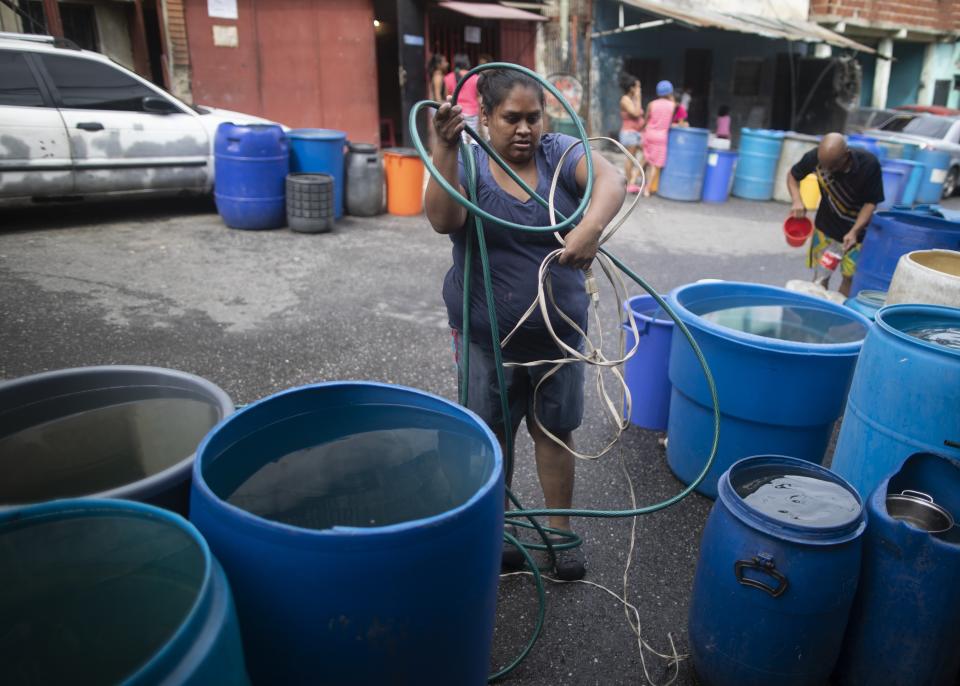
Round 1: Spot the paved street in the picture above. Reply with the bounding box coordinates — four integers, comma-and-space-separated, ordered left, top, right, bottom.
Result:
1, 192, 957, 685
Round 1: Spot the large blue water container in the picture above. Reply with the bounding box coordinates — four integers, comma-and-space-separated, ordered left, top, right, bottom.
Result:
886, 158, 924, 206
878, 163, 907, 208
894, 139, 920, 160
831, 304, 960, 499
702, 149, 738, 203
732, 129, 785, 200
689, 455, 866, 686
214, 123, 288, 230
658, 126, 710, 201
850, 209, 960, 295
623, 295, 674, 431
835, 451, 960, 686
0, 498, 248, 685
914, 147, 952, 204
190, 382, 503, 685
843, 289, 886, 322
287, 129, 348, 218
666, 282, 870, 498
847, 134, 882, 159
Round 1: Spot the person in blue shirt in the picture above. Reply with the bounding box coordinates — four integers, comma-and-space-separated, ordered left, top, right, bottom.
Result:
425, 69, 626, 580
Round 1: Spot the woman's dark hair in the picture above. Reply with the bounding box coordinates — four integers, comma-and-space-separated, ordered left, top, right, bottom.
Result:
477, 69, 545, 114
718, 104, 730, 117
619, 72, 639, 94
427, 53, 446, 74
453, 53, 471, 71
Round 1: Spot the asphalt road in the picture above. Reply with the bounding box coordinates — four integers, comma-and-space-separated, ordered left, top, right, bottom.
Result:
1, 192, 957, 685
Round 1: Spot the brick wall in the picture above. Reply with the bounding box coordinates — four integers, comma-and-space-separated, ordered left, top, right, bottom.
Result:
809, 0, 960, 33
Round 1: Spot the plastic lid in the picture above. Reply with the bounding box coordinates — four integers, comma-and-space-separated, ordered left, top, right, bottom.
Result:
348, 142, 378, 153
286, 128, 347, 141
383, 147, 420, 157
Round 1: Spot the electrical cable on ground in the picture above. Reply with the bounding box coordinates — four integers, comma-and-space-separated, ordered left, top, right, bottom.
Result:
409, 62, 721, 683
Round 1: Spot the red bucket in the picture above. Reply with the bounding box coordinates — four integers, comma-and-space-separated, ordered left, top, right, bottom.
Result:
783, 216, 813, 247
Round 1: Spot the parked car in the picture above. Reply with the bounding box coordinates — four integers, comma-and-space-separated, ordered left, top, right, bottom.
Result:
895, 104, 960, 117
0, 32, 280, 208
866, 114, 960, 198
845, 106, 905, 134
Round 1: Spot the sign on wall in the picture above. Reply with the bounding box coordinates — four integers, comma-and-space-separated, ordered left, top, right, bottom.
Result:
208, 0, 238, 20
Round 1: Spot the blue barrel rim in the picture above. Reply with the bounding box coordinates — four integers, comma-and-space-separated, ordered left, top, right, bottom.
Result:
718, 455, 866, 544
0, 497, 219, 682
0, 365, 234, 507
875, 303, 960, 359
192, 381, 503, 540
668, 125, 710, 135
623, 294, 675, 327
286, 128, 348, 141
741, 128, 786, 140
668, 281, 872, 355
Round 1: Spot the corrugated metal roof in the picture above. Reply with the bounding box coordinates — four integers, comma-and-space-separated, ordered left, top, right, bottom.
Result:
438, 2, 549, 22
617, 0, 876, 53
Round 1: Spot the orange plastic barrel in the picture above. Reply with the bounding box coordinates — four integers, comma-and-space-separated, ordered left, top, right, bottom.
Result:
383, 147, 425, 216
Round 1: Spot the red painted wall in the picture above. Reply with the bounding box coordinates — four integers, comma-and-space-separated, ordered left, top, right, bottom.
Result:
810, 0, 960, 32
500, 21, 537, 70
184, 0, 379, 144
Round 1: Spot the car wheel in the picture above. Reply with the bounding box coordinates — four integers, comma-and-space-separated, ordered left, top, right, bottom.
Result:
943, 166, 959, 198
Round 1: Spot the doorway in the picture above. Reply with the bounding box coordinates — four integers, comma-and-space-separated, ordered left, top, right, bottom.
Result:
683, 48, 711, 128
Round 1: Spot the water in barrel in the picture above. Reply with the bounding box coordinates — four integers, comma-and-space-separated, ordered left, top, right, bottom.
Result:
735, 467, 861, 527
701, 304, 865, 344
906, 326, 960, 350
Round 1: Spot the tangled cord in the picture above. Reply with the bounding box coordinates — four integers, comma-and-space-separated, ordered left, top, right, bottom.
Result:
410, 62, 720, 684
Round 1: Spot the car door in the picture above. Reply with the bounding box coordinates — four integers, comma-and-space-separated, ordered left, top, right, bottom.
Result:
32, 51, 208, 195
0, 49, 73, 200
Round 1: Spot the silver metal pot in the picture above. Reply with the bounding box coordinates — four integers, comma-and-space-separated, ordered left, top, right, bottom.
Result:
886, 490, 955, 533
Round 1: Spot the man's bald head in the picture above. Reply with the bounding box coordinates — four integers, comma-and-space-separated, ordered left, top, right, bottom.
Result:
818, 133, 851, 173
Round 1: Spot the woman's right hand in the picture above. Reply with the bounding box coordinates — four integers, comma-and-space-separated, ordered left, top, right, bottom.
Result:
790, 202, 807, 219
433, 98, 465, 148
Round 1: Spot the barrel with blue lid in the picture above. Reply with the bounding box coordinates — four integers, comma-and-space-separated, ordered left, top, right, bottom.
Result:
666, 281, 870, 498
189, 381, 503, 685
622, 295, 674, 431
0, 498, 248, 685
732, 129, 785, 200
658, 126, 710, 201
831, 304, 960, 500
847, 133, 882, 159
689, 454, 866, 686
287, 128, 348, 218
914, 147, 952, 204
834, 451, 960, 686
850, 208, 960, 295
214, 123, 289, 230
701, 149, 738, 203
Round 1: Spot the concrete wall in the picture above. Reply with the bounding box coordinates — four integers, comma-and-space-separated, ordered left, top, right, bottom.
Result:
184, 0, 378, 141
680, 0, 808, 21
94, 3, 136, 71
0, 5, 22, 32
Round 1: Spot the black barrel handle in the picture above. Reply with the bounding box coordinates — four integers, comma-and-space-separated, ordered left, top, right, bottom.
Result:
735, 553, 788, 598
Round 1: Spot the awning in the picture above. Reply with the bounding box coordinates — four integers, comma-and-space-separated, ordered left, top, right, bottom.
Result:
610, 0, 875, 53
438, 2, 549, 22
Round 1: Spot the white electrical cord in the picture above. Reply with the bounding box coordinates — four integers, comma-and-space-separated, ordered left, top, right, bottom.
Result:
500, 137, 648, 460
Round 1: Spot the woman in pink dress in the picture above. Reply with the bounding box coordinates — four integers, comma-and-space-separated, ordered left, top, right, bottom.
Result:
642, 80, 676, 197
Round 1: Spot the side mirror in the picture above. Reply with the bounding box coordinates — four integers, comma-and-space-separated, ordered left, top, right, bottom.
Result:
142, 95, 178, 114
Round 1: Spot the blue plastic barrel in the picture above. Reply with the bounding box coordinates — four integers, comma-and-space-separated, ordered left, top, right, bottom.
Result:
843, 289, 886, 322
850, 209, 960, 295
189, 382, 503, 685
0, 498, 249, 685
214, 123, 289, 230
914, 147, 952, 204
287, 129, 348, 218
847, 134, 882, 159
831, 304, 960, 499
0, 365, 233, 515
702, 150, 738, 203
886, 159, 924, 206
835, 451, 960, 686
666, 282, 869, 498
894, 140, 920, 160
658, 127, 710, 201
732, 129, 785, 200
622, 295, 675, 431
878, 164, 907, 208
689, 455, 866, 686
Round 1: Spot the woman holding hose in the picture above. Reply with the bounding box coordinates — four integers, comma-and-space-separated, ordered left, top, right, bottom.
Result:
425, 68, 626, 580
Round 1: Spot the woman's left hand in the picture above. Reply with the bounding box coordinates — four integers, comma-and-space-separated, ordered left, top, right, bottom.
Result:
558, 223, 602, 270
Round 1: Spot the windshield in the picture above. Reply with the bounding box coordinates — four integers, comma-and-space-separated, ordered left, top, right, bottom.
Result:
879, 115, 914, 132
900, 116, 955, 140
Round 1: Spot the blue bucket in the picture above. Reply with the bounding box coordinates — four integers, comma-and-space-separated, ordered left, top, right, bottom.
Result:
287, 129, 348, 218
689, 455, 866, 686
702, 150, 738, 203
0, 498, 249, 685
835, 451, 960, 686
886, 159, 925, 206
847, 134, 882, 159
879, 164, 907, 208
831, 304, 960, 500
190, 382, 503, 685
732, 129, 785, 201
658, 126, 710, 201
623, 295, 675, 431
666, 282, 870, 498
